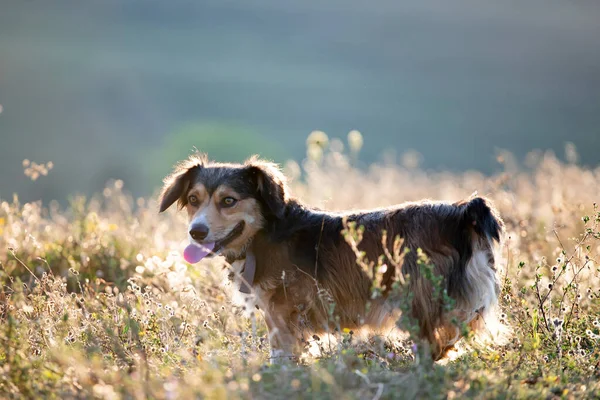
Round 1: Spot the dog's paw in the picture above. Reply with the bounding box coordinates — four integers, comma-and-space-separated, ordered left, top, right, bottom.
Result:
268, 349, 297, 365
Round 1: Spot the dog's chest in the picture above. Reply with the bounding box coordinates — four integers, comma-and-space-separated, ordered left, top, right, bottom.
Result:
230, 259, 246, 277
226, 259, 246, 291
227, 258, 270, 314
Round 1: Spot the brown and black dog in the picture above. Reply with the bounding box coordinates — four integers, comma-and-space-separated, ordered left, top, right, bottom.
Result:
159, 153, 506, 362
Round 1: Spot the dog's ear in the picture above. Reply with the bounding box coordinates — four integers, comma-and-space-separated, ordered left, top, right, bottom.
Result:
245, 156, 288, 219
159, 172, 191, 213
159, 154, 205, 213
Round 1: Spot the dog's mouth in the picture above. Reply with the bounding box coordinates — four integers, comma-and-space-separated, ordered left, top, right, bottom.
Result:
210, 221, 246, 255
183, 222, 245, 264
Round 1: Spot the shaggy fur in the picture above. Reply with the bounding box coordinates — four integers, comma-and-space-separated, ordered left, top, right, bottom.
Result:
159, 154, 506, 362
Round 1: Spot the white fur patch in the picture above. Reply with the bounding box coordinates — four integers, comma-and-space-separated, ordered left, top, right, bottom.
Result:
463, 239, 510, 344
465, 246, 498, 315
225, 259, 271, 315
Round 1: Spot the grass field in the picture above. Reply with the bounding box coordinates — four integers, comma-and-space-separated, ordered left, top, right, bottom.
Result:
1, 139, 599, 399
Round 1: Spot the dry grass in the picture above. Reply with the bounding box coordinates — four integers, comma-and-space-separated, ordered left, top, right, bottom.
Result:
1, 136, 599, 399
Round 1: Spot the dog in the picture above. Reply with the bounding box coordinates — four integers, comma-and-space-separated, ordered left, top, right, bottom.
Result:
159, 153, 506, 362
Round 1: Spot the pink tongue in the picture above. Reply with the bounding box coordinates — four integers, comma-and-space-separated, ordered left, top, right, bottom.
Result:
183, 242, 215, 263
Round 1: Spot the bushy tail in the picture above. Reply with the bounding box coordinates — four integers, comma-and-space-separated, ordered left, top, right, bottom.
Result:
460, 196, 511, 349
463, 196, 504, 243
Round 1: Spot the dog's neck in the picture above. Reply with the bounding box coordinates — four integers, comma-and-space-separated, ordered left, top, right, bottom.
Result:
223, 203, 346, 293
266, 200, 340, 235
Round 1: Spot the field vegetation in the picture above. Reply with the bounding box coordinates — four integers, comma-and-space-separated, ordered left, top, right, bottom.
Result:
1, 134, 599, 399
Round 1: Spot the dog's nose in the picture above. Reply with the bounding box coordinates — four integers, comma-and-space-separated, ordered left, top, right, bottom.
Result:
189, 223, 209, 241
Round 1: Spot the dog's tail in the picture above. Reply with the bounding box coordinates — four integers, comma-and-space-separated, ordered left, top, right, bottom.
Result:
462, 196, 504, 243
456, 196, 510, 352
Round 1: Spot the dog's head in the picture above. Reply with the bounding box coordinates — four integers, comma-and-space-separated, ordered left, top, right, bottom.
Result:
159, 154, 288, 259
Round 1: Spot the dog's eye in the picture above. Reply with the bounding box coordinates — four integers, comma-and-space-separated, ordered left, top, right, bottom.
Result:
221, 197, 237, 208
188, 195, 199, 206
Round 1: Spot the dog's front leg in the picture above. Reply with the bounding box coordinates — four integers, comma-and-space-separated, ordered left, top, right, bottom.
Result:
264, 307, 301, 364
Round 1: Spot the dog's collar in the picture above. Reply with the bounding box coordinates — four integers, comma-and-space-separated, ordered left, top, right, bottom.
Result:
239, 250, 256, 294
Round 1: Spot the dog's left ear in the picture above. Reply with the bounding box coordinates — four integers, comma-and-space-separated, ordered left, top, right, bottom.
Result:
245, 156, 288, 219
159, 154, 205, 212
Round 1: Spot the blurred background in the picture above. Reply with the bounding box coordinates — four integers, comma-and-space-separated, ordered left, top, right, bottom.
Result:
1, 0, 599, 204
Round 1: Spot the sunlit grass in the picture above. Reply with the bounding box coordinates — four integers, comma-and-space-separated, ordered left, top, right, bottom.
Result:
1, 136, 599, 398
